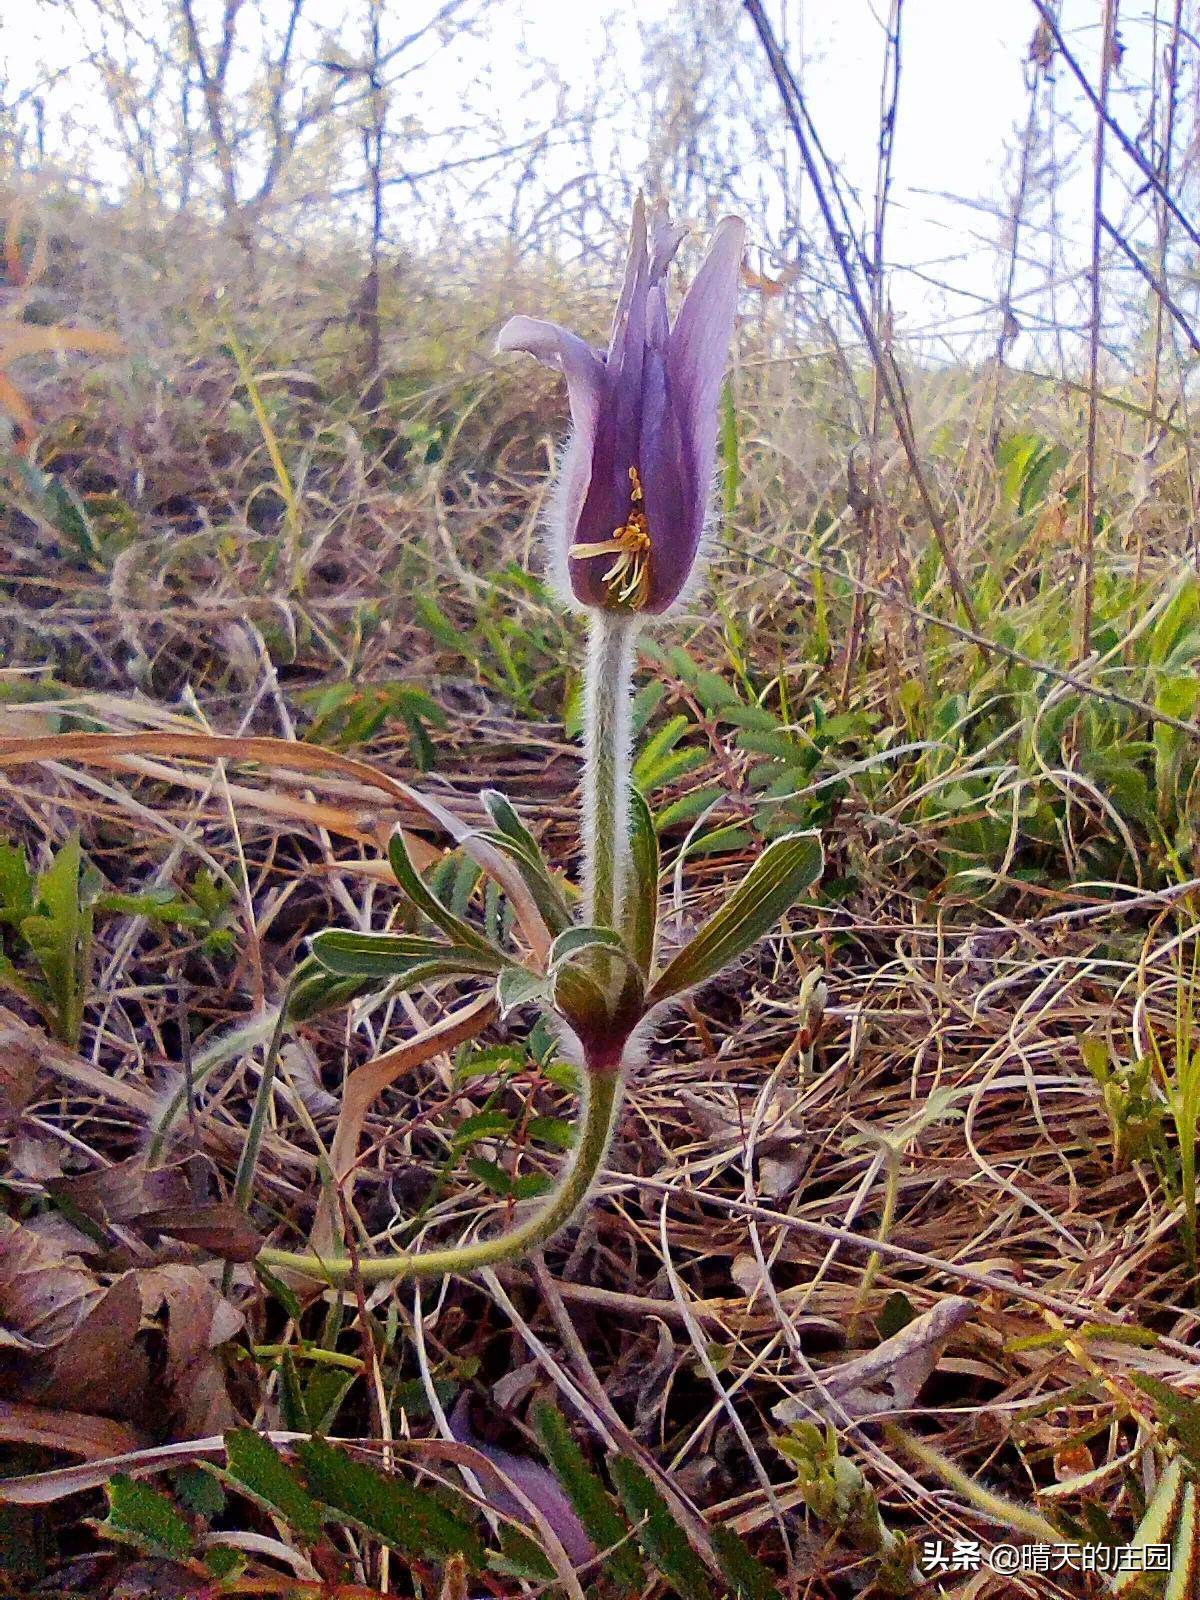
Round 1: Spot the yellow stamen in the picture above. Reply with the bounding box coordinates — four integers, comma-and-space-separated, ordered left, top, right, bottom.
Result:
571, 467, 652, 610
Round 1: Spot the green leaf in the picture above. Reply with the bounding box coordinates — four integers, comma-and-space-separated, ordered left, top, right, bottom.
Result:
489, 1526, 555, 1580
623, 787, 659, 975
549, 925, 627, 968
532, 1403, 644, 1591
94, 889, 208, 926
480, 791, 573, 934
102, 1474, 192, 1560
298, 1436, 484, 1567
634, 716, 702, 791
311, 930, 503, 981
720, 378, 740, 519
173, 1465, 225, 1519
496, 966, 550, 1018
286, 955, 378, 1021
610, 1456, 714, 1600
387, 829, 499, 956
648, 832, 823, 1005
711, 1525, 781, 1600
454, 1109, 516, 1146
302, 1369, 358, 1434
527, 1114, 575, 1151
1167, 1481, 1197, 1600
1113, 1456, 1186, 1595
21, 832, 92, 1045
224, 1429, 323, 1541
0, 840, 34, 924
467, 1156, 551, 1198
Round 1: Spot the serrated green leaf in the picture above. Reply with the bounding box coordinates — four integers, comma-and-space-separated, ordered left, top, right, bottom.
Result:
648, 832, 823, 1005
711, 1525, 781, 1600
634, 715, 696, 790
21, 832, 91, 1045
225, 1429, 323, 1541
655, 785, 726, 832
102, 1474, 192, 1560
624, 787, 659, 975
527, 1114, 575, 1150
532, 1403, 644, 1591
298, 1436, 484, 1566
640, 747, 711, 790
610, 1456, 714, 1600
454, 1110, 515, 1145
0, 840, 34, 924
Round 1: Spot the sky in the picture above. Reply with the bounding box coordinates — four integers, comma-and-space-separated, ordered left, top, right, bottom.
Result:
2, 0, 1183, 363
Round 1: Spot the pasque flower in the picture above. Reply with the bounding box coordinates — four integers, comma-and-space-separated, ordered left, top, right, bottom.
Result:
496, 197, 745, 615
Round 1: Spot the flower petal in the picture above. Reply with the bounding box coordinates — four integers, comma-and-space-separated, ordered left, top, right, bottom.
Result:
449, 1395, 595, 1567
647, 201, 688, 284
495, 315, 605, 443
667, 215, 746, 551
607, 194, 649, 367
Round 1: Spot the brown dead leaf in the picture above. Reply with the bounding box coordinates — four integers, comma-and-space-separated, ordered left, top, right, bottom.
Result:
0, 1399, 144, 1460
0, 1031, 39, 1138
773, 1296, 974, 1425
46, 1155, 260, 1263
40, 1275, 150, 1419
0, 1213, 102, 1352
1, 1214, 243, 1438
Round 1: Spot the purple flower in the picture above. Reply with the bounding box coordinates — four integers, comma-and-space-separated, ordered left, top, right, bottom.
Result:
496, 197, 745, 615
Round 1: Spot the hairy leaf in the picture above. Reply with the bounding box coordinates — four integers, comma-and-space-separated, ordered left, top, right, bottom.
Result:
648, 832, 823, 1005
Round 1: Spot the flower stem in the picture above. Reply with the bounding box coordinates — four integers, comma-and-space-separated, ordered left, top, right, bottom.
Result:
257, 1063, 623, 1286
583, 610, 637, 931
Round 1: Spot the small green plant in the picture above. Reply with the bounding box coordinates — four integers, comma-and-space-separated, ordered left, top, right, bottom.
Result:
0, 832, 231, 1044
297, 678, 448, 764
776, 1423, 915, 1592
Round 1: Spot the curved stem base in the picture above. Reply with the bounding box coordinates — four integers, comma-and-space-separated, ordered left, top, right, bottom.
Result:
258, 1066, 622, 1286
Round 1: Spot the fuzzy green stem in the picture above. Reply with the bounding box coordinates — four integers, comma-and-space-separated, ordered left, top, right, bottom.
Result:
257, 1064, 623, 1286
583, 611, 637, 931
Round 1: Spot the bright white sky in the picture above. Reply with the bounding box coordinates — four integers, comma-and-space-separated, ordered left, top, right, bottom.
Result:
2, 0, 1177, 361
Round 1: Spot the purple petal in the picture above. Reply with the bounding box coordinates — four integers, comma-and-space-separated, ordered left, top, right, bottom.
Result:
496, 315, 609, 590
449, 1395, 595, 1567
647, 201, 688, 284
607, 194, 649, 367
666, 216, 746, 579
495, 315, 605, 442
638, 348, 689, 613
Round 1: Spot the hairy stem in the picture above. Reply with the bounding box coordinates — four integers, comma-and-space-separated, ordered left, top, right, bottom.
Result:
257, 1063, 623, 1286
583, 611, 637, 930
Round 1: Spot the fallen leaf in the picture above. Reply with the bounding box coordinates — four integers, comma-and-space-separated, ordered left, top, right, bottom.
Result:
773, 1296, 974, 1425
0, 1213, 102, 1351
0, 1398, 144, 1460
